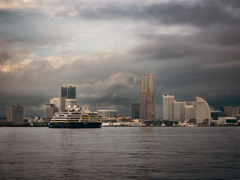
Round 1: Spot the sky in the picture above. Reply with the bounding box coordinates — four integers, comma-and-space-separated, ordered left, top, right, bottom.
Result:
0, 0, 240, 118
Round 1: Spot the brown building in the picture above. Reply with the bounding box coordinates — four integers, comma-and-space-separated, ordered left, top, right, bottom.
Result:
139, 74, 155, 120
7, 103, 24, 123
45, 104, 58, 119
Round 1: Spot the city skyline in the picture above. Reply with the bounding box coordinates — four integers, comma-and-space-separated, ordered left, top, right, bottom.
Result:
0, 0, 240, 117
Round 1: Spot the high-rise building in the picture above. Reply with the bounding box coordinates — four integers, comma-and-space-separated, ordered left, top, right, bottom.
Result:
163, 94, 174, 121
195, 97, 211, 125
65, 99, 77, 109
7, 103, 24, 123
61, 86, 76, 99
132, 103, 140, 119
61, 87, 67, 97
45, 104, 58, 119
174, 100, 186, 122
50, 98, 59, 111
67, 86, 76, 99
185, 105, 196, 122
139, 74, 155, 120
58, 97, 67, 112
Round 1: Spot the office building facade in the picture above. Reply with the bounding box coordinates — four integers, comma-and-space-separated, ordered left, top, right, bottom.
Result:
7, 103, 24, 123
211, 111, 224, 120
185, 105, 196, 122
61, 86, 76, 99
163, 94, 174, 121
45, 104, 58, 119
174, 100, 186, 122
139, 74, 155, 120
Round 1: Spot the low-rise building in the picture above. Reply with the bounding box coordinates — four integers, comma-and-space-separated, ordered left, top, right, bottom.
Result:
217, 117, 238, 125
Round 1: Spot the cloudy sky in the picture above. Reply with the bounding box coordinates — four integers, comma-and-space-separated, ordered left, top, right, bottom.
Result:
0, 0, 240, 118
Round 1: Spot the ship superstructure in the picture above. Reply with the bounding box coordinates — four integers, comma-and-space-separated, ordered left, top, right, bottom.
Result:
49, 105, 102, 128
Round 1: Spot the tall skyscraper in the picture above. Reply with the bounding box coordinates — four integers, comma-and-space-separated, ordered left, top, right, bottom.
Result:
132, 103, 140, 119
139, 74, 155, 120
185, 105, 196, 122
163, 94, 174, 121
7, 103, 24, 123
61, 87, 67, 97
174, 100, 186, 122
61, 86, 76, 99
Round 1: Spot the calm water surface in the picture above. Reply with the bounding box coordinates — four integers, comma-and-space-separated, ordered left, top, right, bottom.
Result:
0, 127, 239, 179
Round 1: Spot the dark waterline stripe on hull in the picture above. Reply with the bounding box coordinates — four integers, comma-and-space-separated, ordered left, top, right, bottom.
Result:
49, 122, 102, 128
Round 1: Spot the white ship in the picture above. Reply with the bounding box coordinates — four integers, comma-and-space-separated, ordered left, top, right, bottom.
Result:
49, 105, 102, 128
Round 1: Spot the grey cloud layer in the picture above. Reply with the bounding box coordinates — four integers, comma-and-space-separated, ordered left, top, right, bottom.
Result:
0, 0, 240, 117
70, 0, 240, 27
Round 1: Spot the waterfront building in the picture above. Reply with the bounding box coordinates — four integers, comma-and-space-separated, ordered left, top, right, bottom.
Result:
224, 105, 234, 117
131, 103, 140, 119
139, 74, 155, 120
211, 110, 224, 120
174, 100, 186, 122
220, 105, 225, 112
98, 110, 117, 118
65, 99, 77, 109
187, 101, 196, 105
233, 107, 240, 117
217, 117, 238, 125
45, 104, 58, 119
61, 86, 76, 99
185, 105, 196, 122
7, 103, 24, 123
163, 94, 174, 121
195, 97, 211, 125
236, 114, 240, 120
117, 113, 124, 118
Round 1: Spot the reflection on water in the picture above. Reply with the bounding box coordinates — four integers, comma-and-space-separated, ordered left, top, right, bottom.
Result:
0, 127, 239, 179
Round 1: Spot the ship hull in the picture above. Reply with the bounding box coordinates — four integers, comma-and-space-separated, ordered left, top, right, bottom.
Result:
49, 122, 102, 128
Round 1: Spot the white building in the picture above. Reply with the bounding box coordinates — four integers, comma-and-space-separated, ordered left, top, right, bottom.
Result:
65, 99, 77, 109
185, 105, 196, 122
98, 110, 118, 118
163, 94, 174, 121
187, 101, 196, 105
7, 103, 24, 123
50, 98, 59, 108
174, 100, 186, 122
217, 117, 238, 125
50, 97, 67, 112
195, 97, 211, 125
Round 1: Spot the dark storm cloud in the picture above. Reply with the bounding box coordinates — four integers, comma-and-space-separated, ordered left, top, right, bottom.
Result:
0, 0, 240, 117
70, 0, 240, 27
